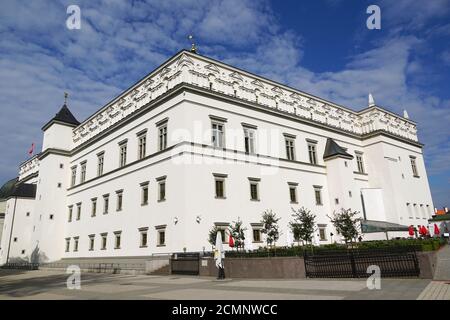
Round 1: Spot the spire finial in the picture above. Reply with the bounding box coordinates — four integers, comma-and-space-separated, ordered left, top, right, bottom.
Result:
403, 109, 409, 119
64, 92, 68, 105
368, 93, 375, 107
188, 34, 198, 54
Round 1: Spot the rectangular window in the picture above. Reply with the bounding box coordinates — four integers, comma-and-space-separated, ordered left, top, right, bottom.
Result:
410, 156, 419, 177
156, 226, 166, 246
141, 182, 149, 205
97, 152, 104, 176
71, 166, 77, 187
314, 186, 323, 205
103, 194, 109, 214
285, 137, 295, 160
80, 161, 87, 183
119, 142, 127, 167
139, 227, 149, 247
158, 124, 168, 151
318, 226, 327, 241
73, 237, 79, 252
89, 235, 95, 251
356, 152, 365, 173
249, 178, 260, 201
253, 229, 262, 242
138, 133, 147, 159
114, 231, 121, 249
307, 142, 317, 165
101, 233, 107, 250
116, 190, 123, 212
213, 173, 227, 198
76, 203, 81, 220
65, 238, 70, 252
157, 176, 166, 201
243, 127, 256, 154
288, 182, 298, 203
68, 206, 73, 222
91, 198, 97, 217
212, 122, 225, 148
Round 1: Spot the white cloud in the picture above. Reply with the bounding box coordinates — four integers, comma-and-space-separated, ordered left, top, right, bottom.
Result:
0, 0, 448, 207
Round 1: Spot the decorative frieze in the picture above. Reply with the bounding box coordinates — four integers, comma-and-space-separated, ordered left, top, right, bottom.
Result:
71, 51, 419, 147
19, 156, 40, 180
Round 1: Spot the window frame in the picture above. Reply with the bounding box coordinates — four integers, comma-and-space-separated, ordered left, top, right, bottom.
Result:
139, 227, 149, 248
155, 225, 167, 247
355, 152, 365, 173
410, 156, 419, 177
88, 234, 95, 251
137, 131, 147, 160
103, 194, 110, 214
119, 141, 128, 168
116, 190, 123, 212
97, 152, 105, 176
73, 236, 79, 252
213, 173, 227, 199
284, 134, 296, 161
100, 233, 108, 250
314, 185, 323, 206
91, 198, 97, 217
211, 119, 225, 148
114, 231, 122, 249
80, 161, 87, 183
307, 140, 318, 165
76, 202, 82, 221
248, 177, 261, 201
140, 182, 149, 206
70, 166, 77, 187
288, 182, 298, 203
243, 124, 257, 154
156, 176, 167, 202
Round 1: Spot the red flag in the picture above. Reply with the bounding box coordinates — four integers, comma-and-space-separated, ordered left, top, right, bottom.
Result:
228, 234, 234, 247
434, 224, 440, 235
408, 225, 414, 236
28, 143, 35, 156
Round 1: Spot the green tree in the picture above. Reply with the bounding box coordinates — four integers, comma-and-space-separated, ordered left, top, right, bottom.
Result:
229, 218, 247, 251
261, 209, 281, 248
328, 208, 361, 247
289, 207, 316, 248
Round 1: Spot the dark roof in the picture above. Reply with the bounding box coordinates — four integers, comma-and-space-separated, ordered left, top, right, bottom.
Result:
0, 178, 19, 200
323, 138, 354, 160
0, 178, 36, 200
42, 104, 80, 130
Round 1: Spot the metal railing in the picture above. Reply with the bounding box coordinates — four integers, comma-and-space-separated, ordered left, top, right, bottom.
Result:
303, 246, 420, 278
1, 263, 40, 270
170, 252, 201, 275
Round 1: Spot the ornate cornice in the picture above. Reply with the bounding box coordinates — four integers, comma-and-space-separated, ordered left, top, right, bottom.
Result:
71, 50, 419, 148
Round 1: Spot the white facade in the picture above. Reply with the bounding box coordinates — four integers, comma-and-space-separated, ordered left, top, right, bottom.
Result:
0, 50, 434, 264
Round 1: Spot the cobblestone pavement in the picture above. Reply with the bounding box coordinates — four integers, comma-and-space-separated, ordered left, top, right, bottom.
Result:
0, 270, 439, 300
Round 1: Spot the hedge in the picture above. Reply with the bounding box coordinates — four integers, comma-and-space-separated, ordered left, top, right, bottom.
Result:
223, 238, 446, 258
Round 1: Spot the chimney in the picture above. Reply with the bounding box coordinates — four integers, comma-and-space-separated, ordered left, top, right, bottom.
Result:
445, 207, 449, 213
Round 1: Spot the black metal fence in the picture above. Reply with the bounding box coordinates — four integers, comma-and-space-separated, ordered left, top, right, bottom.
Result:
303, 247, 420, 278
1, 263, 39, 270
170, 252, 200, 275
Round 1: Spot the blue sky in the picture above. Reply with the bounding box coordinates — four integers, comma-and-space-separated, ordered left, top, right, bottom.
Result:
0, 0, 449, 207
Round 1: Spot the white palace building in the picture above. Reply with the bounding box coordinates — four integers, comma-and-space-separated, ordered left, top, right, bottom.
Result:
0, 49, 435, 264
